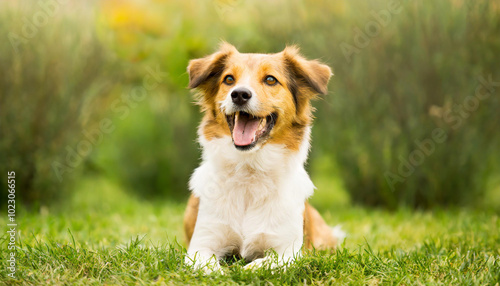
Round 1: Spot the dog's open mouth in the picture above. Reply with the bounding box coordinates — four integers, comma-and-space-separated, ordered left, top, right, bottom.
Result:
226, 111, 276, 150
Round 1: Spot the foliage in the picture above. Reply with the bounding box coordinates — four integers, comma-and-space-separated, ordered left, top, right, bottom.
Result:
0, 2, 124, 207
310, 0, 500, 209
314, 0, 500, 209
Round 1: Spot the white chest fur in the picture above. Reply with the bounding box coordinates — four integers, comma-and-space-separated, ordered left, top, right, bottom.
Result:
187, 128, 314, 263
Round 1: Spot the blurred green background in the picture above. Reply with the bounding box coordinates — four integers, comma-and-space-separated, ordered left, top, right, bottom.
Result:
1, 0, 499, 212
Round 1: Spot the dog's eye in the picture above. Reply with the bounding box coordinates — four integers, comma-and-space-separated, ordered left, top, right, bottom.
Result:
264, 75, 278, 86
223, 75, 235, 85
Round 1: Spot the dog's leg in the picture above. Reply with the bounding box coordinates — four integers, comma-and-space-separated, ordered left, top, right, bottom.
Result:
241, 201, 305, 270
184, 195, 219, 272
184, 197, 241, 274
244, 203, 345, 271
243, 246, 300, 271
185, 225, 226, 273
303, 202, 345, 250
185, 248, 222, 274
242, 233, 303, 271
183, 194, 199, 246
185, 222, 241, 273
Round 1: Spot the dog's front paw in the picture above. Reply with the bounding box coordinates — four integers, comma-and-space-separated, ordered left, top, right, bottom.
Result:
244, 255, 295, 273
244, 257, 283, 272
185, 253, 224, 275
244, 258, 267, 270
198, 261, 224, 275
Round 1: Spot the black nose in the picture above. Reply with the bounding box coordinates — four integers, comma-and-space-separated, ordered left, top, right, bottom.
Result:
231, 88, 252, 106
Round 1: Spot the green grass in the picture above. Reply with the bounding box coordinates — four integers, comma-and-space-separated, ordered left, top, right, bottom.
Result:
1, 176, 499, 285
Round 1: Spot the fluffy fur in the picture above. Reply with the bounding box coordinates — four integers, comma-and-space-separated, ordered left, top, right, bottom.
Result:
183, 43, 343, 272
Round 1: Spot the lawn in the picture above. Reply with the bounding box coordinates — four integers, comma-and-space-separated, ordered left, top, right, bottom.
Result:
1, 176, 499, 285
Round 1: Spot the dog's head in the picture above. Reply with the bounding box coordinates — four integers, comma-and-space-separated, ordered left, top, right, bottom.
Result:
188, 42, 332, 152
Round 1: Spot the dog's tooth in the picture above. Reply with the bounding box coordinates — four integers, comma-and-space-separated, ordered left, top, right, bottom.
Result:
259, 118, 266, 131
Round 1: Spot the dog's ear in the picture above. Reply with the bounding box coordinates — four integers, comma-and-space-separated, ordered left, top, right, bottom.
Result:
282, 46, 332, 96
188, 42, 238, 89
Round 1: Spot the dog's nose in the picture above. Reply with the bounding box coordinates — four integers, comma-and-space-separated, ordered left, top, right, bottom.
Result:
231, 88, 252, 106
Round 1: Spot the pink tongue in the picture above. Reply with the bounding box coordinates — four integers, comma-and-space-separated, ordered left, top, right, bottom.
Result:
233, 115, 260, 146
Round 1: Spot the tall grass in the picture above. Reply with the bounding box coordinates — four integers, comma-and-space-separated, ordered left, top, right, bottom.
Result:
309, 0, 500, 209
0, 2, 124, 207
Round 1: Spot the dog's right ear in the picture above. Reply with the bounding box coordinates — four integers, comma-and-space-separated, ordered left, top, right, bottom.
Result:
282, 46, 332, 97
187, 42, 238, 89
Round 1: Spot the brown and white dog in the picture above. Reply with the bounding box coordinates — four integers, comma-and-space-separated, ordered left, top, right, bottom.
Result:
183, 43, 344, 272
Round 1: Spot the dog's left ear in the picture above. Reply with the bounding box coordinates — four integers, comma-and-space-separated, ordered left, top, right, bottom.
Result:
282, 46, 332, 96
188, 42, 238, 89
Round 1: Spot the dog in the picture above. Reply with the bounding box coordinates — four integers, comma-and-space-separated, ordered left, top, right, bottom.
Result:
183, 43, 344, 272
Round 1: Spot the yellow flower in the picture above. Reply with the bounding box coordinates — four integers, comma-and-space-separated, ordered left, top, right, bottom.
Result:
101, 0, 165, 37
